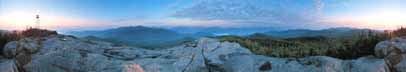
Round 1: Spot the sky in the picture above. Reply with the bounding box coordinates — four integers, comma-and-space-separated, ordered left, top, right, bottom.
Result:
0, 0, 406, 31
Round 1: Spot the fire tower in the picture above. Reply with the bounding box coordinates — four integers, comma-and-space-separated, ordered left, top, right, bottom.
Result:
35, 12, 40, 29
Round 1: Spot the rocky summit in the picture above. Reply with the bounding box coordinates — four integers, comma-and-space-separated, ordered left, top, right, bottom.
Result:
0, 33, 404, 72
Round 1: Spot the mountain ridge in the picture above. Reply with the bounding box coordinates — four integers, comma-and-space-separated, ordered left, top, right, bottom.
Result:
69, 26, 190, 49
264, 27, 381, 38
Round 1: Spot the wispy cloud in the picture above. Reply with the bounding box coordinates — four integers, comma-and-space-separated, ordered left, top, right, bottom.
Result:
1, 0, 389, 30
170, 0, 329, 29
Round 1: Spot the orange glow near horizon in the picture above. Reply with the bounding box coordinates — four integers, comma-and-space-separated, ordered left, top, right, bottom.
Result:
0, 10, 110, 30
360, 10, 406, 29
327, 10, 406, 30
0, 10, 50, 30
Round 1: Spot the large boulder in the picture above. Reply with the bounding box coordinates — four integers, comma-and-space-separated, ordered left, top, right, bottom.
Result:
3, 38, 40, 58
3, 41, 18, 58
375, 37, 406, 58
24, 49, 125, 72
375, 37, 406, 72
22, 35, 127, 72
1, 35, 126, 72
349, 56, 389, 72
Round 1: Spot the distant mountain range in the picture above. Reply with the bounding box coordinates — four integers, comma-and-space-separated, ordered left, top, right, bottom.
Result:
68, 26, 281, 49
69, 26, 380, 49
264, 27, 380, 38
165, 26, 278, 36
69, 26, 192, 49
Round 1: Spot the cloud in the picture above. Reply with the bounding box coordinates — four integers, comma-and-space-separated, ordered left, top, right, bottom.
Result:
170, 0, 328, 29
314, 0, 325, 14
172, 0, 274, 20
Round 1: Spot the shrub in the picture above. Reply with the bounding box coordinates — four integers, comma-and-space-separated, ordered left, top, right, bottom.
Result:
0, 31, 15, 56
0, 28, 58, 56
326, 30, 389, 59
218, 30, 389, 59
390, 27, 406, 37
219, 35, 333, 58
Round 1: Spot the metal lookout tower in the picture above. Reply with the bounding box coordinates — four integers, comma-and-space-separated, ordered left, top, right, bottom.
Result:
35, 11, 40, 29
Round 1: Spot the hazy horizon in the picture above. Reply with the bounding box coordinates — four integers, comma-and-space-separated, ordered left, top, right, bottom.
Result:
1, 0, 406, 31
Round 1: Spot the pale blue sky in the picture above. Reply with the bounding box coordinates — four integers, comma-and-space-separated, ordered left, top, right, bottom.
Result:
0, 0, 405, 30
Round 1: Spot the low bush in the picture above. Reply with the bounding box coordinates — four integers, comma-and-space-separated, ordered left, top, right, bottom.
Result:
219, 30, 390, 59
0, 28, 58, 56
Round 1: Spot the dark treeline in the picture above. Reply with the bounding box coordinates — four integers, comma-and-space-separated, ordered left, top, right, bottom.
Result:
0, 28, 57, 56
219, 28, 406, 59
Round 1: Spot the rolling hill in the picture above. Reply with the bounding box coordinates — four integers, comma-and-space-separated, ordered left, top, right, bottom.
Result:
70, 26, 192, 49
